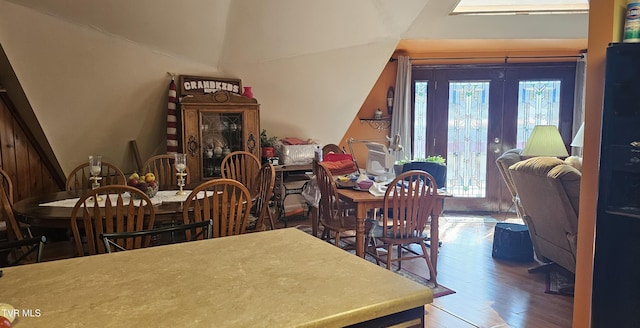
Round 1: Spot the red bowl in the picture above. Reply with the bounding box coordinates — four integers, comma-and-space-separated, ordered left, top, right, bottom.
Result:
357, 180, 373, 190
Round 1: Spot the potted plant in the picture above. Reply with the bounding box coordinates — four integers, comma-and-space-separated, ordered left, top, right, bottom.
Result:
396, 155, 447, 188
394, 155, 447, 176
260, 129, 278, 160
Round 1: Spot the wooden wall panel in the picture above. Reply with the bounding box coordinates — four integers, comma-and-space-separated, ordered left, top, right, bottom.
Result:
0, 91, 63, 201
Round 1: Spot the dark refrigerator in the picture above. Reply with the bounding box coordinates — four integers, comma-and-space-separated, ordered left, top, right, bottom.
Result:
592, 42, 640, 327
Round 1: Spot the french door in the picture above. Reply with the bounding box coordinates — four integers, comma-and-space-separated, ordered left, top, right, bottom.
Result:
411, 63, 576, 212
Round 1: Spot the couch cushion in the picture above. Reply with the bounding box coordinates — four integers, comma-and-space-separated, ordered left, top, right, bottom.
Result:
509, 156, 564, 174
549, 163, 581, 214
564, 156, 583, 172
509, 156, 581, 214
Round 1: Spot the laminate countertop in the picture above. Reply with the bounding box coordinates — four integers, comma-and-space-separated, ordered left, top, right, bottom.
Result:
0, 228, 432, 327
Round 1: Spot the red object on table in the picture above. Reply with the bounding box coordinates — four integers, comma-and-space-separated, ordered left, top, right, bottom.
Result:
322, 153, 357, 175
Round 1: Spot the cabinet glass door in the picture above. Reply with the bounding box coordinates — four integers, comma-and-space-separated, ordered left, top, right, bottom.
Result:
200, 112, 244, 178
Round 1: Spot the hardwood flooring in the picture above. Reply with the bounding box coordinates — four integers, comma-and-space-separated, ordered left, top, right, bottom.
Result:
278, 213, 574, 328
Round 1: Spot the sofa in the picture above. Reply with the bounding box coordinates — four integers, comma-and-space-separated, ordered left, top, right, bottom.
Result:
509, 156, 581, 273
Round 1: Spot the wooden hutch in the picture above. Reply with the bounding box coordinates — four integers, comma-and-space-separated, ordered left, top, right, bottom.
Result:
179, 76, 260, 182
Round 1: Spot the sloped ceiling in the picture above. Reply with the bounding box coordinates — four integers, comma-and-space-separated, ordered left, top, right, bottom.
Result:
2, 0, 431, 65
3, 0, 231, 67
0, 0, 588, 174
3, 0, 588, 64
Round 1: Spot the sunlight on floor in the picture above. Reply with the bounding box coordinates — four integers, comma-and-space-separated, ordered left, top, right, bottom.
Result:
438, 213, 523, 244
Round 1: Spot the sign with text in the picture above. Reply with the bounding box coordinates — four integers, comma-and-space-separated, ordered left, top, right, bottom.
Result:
179, 75, 242, 96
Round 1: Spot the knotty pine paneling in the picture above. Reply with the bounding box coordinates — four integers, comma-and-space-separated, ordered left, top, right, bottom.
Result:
0, 92, 62, 202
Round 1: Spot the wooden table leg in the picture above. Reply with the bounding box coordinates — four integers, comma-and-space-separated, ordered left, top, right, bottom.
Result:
311, 206, 318, 237
430, 199, 443, 271
356, 203, 367, 258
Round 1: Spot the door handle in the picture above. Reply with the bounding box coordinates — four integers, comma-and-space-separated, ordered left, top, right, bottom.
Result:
493, 137, 501, 153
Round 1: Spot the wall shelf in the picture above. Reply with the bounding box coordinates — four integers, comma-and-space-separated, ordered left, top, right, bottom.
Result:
359, 118, 391, 132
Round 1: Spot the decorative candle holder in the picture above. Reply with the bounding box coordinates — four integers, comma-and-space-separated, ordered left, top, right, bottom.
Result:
175, 153, 187, 196
176, 172, 187, 196
88, 155, 103, 202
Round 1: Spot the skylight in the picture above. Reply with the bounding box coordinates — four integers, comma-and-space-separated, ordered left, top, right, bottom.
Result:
451, 0, 589, 15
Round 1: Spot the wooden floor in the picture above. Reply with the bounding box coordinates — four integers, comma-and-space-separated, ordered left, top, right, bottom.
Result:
278, 212, 574, 328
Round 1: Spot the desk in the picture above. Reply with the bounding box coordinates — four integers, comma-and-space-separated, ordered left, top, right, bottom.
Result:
0, 229, 432, 327
331, 189, 447, 269
13, 190, 185, 229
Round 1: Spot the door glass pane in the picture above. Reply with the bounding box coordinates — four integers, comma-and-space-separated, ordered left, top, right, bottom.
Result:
448, 81, 489, 198
413, 81, 428, 160
516, 80, 562, 148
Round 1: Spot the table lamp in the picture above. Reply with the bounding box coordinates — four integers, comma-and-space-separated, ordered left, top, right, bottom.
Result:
570, 122, 584, 148
521, 125, 569, 157
570, 122, 584, 156
566, 122, 585, 170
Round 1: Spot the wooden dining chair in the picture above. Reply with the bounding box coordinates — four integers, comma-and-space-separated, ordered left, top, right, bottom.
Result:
322, 143, 344, 156
69, 185, 156, 256
0, 185, 22, 243
65, 161, 126, 191
0, 167, 14, 205
142, 154, 191, 190
183, 179, 252, 238
367, 170, 438, 287
0, 185, 42, 264
220, 151, 261, 194
316, 162, 369, 248
247, 163, 276, 232
0, 167, 33, 239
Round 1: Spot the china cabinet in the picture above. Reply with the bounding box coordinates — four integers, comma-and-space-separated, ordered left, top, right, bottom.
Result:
180, 90, 260, 182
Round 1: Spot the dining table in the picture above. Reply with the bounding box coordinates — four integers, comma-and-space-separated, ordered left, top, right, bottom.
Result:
315, 188, 449, 270
0, 228, 433, 327
13, 189, 191, 229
